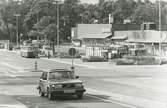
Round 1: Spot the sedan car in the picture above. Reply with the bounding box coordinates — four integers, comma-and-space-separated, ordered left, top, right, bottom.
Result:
37, 69, 86, 100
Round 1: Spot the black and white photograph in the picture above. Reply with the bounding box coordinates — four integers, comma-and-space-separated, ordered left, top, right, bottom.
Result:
0, 0, 166, 108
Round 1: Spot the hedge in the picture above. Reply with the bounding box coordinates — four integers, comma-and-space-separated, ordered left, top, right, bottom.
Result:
116, 58, 136, 65
82, 56, 106, 62
117, 56, 162, 65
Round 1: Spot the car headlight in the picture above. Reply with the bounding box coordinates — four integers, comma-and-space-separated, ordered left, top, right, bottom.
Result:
55, 84, 62, 88
75, 83, 83, 88
50, 84, 62, 89
51, 84, 55, 88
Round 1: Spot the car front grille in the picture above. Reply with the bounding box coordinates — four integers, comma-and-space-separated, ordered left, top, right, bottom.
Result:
62, 83, 75, 88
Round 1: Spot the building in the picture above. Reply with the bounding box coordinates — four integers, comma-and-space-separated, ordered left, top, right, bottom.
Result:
72, 24, 112, 57
113, 30, 167, 56
72, 22, 167, 58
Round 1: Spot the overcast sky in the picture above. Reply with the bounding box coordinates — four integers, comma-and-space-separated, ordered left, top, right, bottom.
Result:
81, 0, 98, 4
80, 0, 164, 4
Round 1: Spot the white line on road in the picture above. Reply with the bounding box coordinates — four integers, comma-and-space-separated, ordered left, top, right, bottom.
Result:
0, 105, 27, 108
101, 78, 167, 94
6, 71, 16, 77
0, 62, 24, 70
86, 94, 137, 108
86, 88, 167, 108
4, 58, 15, 61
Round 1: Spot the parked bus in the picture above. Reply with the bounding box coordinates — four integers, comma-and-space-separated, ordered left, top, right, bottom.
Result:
20, 45, 38, 58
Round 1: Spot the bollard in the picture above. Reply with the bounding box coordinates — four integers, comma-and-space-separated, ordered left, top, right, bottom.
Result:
35, 61, 37, 70
48, 51, 50, 59
71, 66, 75, 74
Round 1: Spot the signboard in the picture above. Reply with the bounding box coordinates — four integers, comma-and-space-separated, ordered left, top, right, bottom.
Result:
69, 48, 76, 56
102, 28, 111, 33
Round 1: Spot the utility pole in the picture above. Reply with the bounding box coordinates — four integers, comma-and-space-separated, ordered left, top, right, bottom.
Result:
14, 14, 21, 47
53, 0, 60, 56
57, 1, 60, 56
159, 0, 162, 55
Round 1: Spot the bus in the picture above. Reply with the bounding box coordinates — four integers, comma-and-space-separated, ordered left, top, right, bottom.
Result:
20, 45, 38, 58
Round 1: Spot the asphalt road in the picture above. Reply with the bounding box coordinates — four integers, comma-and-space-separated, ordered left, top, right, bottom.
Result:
0, 50, 166, 108
0, 50, 134, 108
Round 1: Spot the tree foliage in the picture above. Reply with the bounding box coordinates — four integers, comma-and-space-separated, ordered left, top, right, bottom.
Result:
0, 0, 167, 43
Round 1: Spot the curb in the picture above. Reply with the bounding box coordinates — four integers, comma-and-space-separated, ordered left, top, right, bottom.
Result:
41, 58, 97, 69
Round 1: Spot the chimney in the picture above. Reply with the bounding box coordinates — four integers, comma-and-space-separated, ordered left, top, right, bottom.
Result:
109, 14, 114, 24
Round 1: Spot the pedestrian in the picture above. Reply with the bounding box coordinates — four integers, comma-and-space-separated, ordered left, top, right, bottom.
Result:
48, 51, 50, 59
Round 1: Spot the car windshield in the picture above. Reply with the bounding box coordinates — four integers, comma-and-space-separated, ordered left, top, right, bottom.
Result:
49, 71, 74, 80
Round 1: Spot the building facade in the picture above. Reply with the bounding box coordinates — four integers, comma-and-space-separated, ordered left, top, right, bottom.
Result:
71, 22, 167, 58
71, 24, 112, 57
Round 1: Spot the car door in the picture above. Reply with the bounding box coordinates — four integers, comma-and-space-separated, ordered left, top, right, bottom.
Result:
39, 72, 45, 91
40, 72, 48, 93
42, 72, 48, 93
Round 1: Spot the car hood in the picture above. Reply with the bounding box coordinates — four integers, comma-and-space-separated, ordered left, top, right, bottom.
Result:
49, 79, 83, 84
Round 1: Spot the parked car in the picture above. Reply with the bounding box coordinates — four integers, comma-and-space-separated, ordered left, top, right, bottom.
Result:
37, 69, 86, 100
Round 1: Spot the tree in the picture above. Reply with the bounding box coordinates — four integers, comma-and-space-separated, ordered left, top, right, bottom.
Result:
0, 0, 17, 42
24, 0, 56, 40
132, 0, 157, 24
60, 0, 81, 42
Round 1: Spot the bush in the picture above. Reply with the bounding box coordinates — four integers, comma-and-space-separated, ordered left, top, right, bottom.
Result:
122, 55, 161, 65
82, 56, 106, 62
160, 58, 167, 65
137, 57, 161, 65
116, 58, 136, 65
58, 52, 81, 58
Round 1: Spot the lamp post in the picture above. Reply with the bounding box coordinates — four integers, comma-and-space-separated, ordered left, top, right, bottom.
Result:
53, 0, 60, 56
20, 33, 23, 45
14, 14, 21, 47
159, 0, 162, 55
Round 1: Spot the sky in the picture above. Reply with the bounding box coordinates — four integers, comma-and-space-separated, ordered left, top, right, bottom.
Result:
81, 0, 98, 4
80, 0, 166, 4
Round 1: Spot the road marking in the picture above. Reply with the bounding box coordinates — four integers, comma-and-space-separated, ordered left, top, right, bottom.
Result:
0, 105, 27, 108
4, 58, 14, 61
86, 88, 167, 108
0, 62, 25, 77
26, 101, 30, 104
101, 78, 167, 94
0, 62, 24, 70
6, 71, 16, 77
86, 94, 137, 108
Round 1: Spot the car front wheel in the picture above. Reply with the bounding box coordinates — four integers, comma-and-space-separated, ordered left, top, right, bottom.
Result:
77, 94, 83, 99
39, 89, 44, 97
48, 92, 54, 100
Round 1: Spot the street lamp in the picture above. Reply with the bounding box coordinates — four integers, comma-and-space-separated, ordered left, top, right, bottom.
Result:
53, 0, 61, 56
159, 0, 162, 55
20, 33, 23, 45
14, 14, 21, 47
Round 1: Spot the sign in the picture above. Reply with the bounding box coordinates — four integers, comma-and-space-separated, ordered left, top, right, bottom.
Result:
102, 28, 111, 33
69, 48, 76, 56
109, 14, 114, 24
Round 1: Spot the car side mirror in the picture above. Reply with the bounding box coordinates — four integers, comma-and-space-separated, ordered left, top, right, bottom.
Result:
76, 76, 79, 79
43, 78, 47, 80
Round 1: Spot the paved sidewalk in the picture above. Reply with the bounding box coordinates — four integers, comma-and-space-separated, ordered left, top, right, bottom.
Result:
0, 94, 27, 108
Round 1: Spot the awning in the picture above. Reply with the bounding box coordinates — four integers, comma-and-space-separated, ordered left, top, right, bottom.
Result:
111, 36, 128, 40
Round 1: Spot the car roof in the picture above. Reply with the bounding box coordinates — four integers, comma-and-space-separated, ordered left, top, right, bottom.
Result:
44, 69, 72, 73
